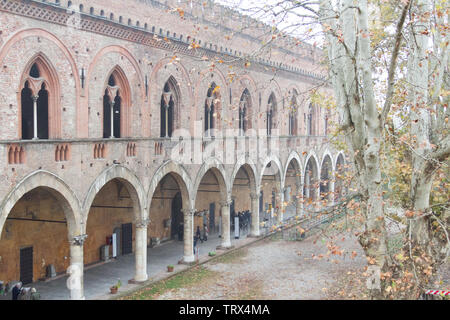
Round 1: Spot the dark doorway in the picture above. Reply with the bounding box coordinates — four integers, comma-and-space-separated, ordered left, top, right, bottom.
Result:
209, 203, 215, 233
171, 192, 183, 240
20, 247, 33, 285
121, 223, 132, 255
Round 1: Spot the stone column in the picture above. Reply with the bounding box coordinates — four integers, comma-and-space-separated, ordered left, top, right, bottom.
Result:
134, 219, 149, 282
218, 200, 232, 249
295, 182, 303, 217
32, 95, 39, 140
250, 192, 260, 237
68, 234, 87, 300
110, 101, 115, 138
277, 190, 285, 223
182, 208, 195, 263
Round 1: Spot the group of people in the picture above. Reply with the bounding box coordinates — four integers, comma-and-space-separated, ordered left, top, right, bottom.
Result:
231, 210, 252, 234
10, 282, 40, 300
193, 224, 209, 254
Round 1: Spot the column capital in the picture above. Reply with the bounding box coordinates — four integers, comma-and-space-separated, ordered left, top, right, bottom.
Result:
71, 234, 88, 246
250, 193, 259, 200
135, 218, 150, 228
32, 95, 39, 102
181, 208, 196, 216
220, 200, 233, 208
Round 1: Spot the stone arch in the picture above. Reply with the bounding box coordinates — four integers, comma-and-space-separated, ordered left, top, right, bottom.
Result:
0, 28, 80, 140
335, 151, 346, 169
0, 171, 82, 239
149, 57, 193, 137
284, 151, 303, 187
82, 165, 146, 229
320, 153, 334, 202
230, 157, 259, 196
193, 158, 229, 204
322, 150, 335, 172
259, 154, 284, 192
193, 68, 228, 133
87, 45, 144, 138
147, 160, 193, 213
304, 152, 320, 202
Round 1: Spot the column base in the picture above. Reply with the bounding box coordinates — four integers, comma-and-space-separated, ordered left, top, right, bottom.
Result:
129, 275, 148, 284
182, 255, 195, 264
248, 233, 261, 238
216, 244, 234, 250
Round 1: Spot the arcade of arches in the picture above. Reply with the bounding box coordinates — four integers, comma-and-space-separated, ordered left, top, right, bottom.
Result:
0, 0, 348, 300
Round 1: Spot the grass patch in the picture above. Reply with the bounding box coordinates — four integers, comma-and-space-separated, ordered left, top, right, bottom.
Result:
121, 266, 217, 300
211, 248, 248, 265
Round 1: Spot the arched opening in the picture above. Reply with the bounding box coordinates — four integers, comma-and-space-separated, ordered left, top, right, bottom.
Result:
160, 77, 179, 138
284, 158, 302, 219
103, 73, 123, 138
84, 179, 139, 278
304, 157, 319, 209
20, 59, 56, 140
306, 103, 316, 136
260, 160, 283, 224
0, 186, 76, 298
204, 83, 220, 137
320, 156, 333, 204
149, 173, 188, 244
230, 164, 257, 237
239, 89, 252, 136
267, 93, 276, 136
194, 168, 227, 239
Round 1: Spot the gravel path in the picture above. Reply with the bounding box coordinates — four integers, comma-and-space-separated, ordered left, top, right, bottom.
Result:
156, 230, 368, 300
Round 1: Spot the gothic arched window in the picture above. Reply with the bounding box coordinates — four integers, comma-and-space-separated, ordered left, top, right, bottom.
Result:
267, 93, 276, 136
239, 89, 251, 136
160, 77, 178, 138
204, 82, 219, 137
288, 91, 299, 136
103, 74, 122, 138
307, 103, 315, 136
21, 60, 54, 140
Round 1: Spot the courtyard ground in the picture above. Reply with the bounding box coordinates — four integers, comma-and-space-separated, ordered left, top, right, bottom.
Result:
123, 228, 374, 300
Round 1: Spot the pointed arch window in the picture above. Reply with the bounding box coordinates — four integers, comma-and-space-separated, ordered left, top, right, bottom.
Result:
239, 89, 251, 136
204, 83, 219, 137
307, 103, 315, 136
103, 74, 122, 138
288, 91, 299, 136
160, 78, 178, 138
267, 93, 276, 136
20, 60, 56, 140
